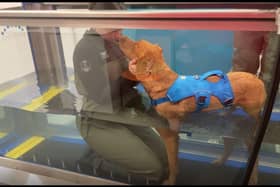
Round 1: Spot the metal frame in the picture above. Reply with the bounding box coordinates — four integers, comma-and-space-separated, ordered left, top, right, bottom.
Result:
277, 8, 280, 34
0, 156, 125, 185
0, 9, 277, 31
41, 2, 280, 9
0, 9, 276, 18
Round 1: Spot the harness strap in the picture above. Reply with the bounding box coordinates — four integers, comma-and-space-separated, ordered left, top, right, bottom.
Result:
151, 97, 170, 106
149, 70, 234, 110
150, 93, 233, 108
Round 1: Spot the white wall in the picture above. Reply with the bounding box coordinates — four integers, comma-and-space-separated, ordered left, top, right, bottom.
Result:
60, 27, 87, 69
0, 4, 35, 84
59, 9, 89, 69
0, 24, 87, 85
0, 7, 89, 84
0, 26, 34, 84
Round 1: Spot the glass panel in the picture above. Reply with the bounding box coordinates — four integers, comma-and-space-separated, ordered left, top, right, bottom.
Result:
0, 15, 278, 185
257, 74, 280, 184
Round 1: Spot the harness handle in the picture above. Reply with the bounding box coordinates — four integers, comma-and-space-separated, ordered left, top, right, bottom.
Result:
200, 70, 224, 80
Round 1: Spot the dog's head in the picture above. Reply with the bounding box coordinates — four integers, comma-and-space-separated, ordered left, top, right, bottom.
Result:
119, 36, 167, 81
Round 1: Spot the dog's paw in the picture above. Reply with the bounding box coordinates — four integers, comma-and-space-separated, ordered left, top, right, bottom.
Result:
161, 176, 176, 185
248, 174, 258, 185
211, 158, 225, 166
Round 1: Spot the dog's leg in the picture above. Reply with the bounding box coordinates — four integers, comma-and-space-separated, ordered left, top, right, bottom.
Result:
212, 136, 238, 166
168, 118, 181, 133
156, 127, 179, 185
211, 107, 238, 166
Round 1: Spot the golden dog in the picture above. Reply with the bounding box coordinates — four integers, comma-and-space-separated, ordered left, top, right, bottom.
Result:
119, 36, 266, 185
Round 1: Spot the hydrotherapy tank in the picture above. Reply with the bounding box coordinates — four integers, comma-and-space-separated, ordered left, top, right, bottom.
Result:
0, 2, 279, 185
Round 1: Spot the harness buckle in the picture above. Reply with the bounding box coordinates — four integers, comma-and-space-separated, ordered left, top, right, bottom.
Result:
151, 99, 157, 106
223, 98, 234, 107
198, 96, 207, 105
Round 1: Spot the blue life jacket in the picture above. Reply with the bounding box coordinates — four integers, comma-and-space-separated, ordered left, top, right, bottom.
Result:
136, 70, 234, 112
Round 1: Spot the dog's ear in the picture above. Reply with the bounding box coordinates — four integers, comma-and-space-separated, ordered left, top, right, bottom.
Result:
121, 70, 138, 81
144, 50, 161, 73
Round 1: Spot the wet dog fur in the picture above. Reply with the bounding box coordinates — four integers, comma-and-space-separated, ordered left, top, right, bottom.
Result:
119, 36, 267, 185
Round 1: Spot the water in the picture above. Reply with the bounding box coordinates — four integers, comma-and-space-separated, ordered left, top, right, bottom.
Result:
0, 25, 280, 185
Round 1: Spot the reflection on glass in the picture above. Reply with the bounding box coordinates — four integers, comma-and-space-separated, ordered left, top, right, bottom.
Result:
0, 20, 279, 185
72, 26, 171, 184
257, 85, 280, 185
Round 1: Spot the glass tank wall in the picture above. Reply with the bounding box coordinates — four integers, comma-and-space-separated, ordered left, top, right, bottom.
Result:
0, 4, 279, 185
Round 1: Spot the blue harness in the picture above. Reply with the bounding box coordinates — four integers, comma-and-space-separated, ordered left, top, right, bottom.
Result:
136, 70, 234, 112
